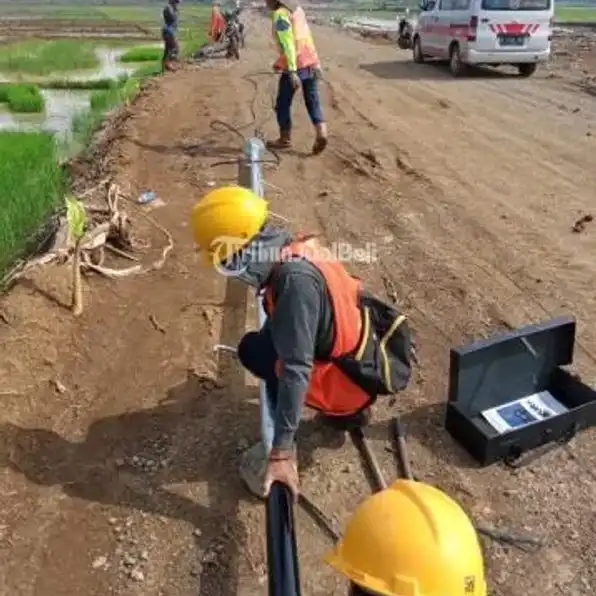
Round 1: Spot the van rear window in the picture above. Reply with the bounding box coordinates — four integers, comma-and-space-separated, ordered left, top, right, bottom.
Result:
481, 0, 550, 9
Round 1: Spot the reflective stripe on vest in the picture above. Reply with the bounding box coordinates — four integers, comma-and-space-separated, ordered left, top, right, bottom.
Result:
263, 239, 371, 416
272, 7, 320, 71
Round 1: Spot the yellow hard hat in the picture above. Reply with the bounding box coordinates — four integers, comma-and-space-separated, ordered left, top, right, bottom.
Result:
324, 480, 487, 596
190, 186, 268, 267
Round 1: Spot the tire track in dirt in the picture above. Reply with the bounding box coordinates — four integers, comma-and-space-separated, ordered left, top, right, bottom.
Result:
317, 41, 596, 365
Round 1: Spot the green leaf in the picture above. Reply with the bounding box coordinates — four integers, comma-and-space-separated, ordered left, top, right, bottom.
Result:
65, 196, 86, 240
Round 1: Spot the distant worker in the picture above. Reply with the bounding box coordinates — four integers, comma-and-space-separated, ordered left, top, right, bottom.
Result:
209, 1, 226, 43
190, 187, 413, 499
161, 0, 180, 72
325, 479, 487, 596
265, 0, 328, 155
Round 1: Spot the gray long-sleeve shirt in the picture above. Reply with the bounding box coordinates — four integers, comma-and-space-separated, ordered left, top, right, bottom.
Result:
266, 260, 333, 451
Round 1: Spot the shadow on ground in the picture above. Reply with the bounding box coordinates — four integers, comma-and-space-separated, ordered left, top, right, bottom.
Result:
360, 60, 519, 81
0, 376, 347, 593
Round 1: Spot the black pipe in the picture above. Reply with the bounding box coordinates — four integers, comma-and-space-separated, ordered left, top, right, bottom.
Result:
266, 482, 302, 596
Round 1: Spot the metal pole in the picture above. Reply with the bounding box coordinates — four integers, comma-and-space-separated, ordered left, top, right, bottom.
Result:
238, 137, 275, 453
238, 137, 301, 596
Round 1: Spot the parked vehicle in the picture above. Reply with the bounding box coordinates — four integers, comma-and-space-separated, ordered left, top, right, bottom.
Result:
412, 0, 554, 77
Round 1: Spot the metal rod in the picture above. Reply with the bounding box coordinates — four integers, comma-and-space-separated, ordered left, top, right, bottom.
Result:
390, 417, 414, 480
239, 137, 274, 452
349, 427, 388, 492
239, 138, 301, 595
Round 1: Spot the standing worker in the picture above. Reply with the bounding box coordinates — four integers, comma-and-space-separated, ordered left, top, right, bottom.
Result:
209, 0, 226, 43
190, 187, 413, 499
324, 479, 487, 596
161, 0, 180, 73
265, 0, 328, 155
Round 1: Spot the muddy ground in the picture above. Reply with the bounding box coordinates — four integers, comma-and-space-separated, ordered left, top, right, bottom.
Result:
1, 11, 596, 596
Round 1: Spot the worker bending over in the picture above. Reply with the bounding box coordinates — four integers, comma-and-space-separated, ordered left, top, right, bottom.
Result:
266, 0, 328, 155
161, 0, 180, 72
191, 187, 413, 498
325, 479, 487, 596
209, 0, 226, 43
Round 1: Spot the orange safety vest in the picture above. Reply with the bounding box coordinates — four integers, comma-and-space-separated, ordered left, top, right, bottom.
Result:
262, 240, 372, 417
209, 7, 226, 40
272, 6, 320, 72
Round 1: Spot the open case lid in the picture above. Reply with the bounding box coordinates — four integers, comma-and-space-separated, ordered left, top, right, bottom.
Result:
448, 316, 576, 416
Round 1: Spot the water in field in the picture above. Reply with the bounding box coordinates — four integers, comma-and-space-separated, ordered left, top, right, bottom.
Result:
0, 46, 151, 139
0, 46, 147, 83
0, 89, 90, 137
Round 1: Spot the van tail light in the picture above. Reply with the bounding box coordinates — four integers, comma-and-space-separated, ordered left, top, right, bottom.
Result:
468, 15, 478, 42
548, 16, 553, 41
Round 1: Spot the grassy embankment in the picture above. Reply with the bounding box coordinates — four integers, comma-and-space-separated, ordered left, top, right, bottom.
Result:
0, 7, 208, 279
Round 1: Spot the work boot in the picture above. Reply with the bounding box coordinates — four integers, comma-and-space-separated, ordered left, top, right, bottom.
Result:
312, 122, 328, 155
239, 441, 268, 499
266, 130, 291, 151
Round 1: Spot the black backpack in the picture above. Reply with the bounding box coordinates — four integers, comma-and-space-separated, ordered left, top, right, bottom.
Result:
332, 291, 414, 399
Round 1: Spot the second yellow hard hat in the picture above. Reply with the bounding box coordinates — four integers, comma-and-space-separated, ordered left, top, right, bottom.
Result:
324, 479, 487, 596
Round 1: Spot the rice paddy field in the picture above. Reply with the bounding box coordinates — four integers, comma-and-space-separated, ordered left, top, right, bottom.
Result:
0, 2, 209, 279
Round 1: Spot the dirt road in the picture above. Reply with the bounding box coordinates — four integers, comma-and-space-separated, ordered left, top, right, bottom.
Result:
1, 13, 595, 596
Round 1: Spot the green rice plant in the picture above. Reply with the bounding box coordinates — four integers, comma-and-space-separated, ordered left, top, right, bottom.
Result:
89, 87, 121, 112
0, 83, 44, 113
0, 132, 64, 276
132, 63, 162, 79
71, 109, 103, 147
90, 77, 140, 111
41, 76, 128, 91
71, 57, 160, 149
0, 40, 99, 76
120, 46, 163, 63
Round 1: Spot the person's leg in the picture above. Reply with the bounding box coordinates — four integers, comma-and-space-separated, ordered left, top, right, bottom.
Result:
163, 33, 176, 71
300, 68, 328, 155
237, 329, 279, 407
267, 73, 295, 150
161, 33, 169, 72
237, 327, 279, 499
172, 35, 180, 61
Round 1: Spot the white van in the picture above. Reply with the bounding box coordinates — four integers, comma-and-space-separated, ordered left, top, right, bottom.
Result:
412, 0, 554, 77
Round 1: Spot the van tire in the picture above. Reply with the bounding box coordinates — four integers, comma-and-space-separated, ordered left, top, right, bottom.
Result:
413, 37, 424, 63
449, 43, 467, 77
517, 63, 537, 77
